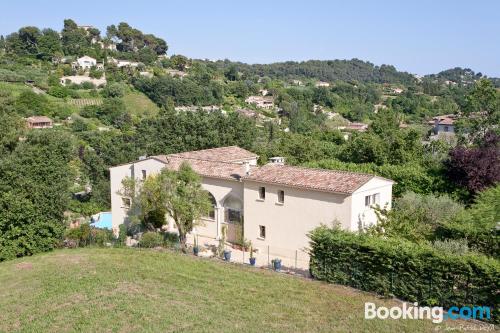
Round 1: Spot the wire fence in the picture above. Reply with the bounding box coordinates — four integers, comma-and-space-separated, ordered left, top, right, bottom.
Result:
65, 233, 312, 276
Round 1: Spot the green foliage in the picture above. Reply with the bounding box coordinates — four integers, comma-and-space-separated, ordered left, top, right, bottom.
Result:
123, 163, 212, 252
139, 232, 164, 248
135, 110, 256, 155
369, 192, 464, 242
0, 130, 76, 260
435, 185, 500, 257
455, 79, 500, 145
309, 227, 500, 322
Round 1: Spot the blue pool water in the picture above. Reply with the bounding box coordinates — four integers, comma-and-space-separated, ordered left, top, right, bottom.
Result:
91, 212, 112, 230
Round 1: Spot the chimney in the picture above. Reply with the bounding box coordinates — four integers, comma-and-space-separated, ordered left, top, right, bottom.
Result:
268, 157, 285, 165
244, 161, 251, 175
138, 155, 147, 161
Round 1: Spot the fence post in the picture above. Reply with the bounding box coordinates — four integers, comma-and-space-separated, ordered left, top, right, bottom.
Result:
295, 250, 298, 269
267, 245, 270, 268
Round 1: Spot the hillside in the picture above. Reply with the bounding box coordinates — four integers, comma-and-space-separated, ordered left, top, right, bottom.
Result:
205, 58, 417, 84
0, 248, 468, 332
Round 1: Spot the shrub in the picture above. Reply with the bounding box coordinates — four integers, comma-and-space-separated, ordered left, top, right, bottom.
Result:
431, 239, 469, 255
435, 185, 500, 258
92, 228, 113, 247
309, 227, 499, 322
139, 232, 164, 248
65, 223, 91, 246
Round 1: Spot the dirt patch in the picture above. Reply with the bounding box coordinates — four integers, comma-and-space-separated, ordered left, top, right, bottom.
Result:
15, 262, 33, 270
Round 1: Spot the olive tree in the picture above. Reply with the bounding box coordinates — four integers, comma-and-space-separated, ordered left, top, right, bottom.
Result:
121, 162, 211, 252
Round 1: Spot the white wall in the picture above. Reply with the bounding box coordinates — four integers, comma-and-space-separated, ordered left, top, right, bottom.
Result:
350, 177, 393, 231
109, 158, 165, 234
243, 181, 351, 254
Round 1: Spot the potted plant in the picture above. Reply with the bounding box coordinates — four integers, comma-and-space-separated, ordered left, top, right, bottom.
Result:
223, 249, 232, 261
248, 244, 256, 266
271, 258, 282, 271
219, 225, 231, 261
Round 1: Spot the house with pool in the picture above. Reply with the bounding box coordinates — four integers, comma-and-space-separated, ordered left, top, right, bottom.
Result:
109, 146, 394, 253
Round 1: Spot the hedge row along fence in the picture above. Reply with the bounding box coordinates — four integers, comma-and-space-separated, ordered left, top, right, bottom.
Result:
309, 227, 499, 323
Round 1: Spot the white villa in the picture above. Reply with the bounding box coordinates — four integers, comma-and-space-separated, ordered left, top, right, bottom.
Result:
108, 57, 141, 68
110, 146, 394, 253
71, 55, 104, 70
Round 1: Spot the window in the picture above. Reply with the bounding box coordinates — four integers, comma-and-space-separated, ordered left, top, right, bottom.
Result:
365, 195, 371, 207
141, 170, 147, 180
258, 187, 266, 200
259, 225, 266, 239
223, 195, 243, 224
277, 190, 284, 204
444, 126, 449, 132
365, 193, 380, 207
122, 197, 131, 209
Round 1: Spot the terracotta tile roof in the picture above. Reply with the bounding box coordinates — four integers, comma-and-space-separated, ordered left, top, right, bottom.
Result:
152, 155, 255, 181
166, 146, 258, 163
432, 114, 456, 125
244, 164, 383, 194
26, 116, 53, 123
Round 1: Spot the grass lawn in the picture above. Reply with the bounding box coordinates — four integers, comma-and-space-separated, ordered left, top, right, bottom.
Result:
123, 90, 160, 119
0, 248, 471, 332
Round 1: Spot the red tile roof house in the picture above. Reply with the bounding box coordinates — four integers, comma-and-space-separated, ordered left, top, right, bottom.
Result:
429, 114, 456, 135
26, 116, 53, 129
110, 146, 394, 257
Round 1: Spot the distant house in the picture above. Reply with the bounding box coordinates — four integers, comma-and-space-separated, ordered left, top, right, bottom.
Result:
291, 79, 303, 86
391, 87, 404, 94
338, 122, 369, 132
429, 114, 456, 134
26, 116, 53, 129
245, 95, 275, 109
108, 57, 141, 68
315, 81, 330, 88
72, 56, 99, 70
166, 69, 188, 78
60, 75, 107, 86
174, 105, 221, 113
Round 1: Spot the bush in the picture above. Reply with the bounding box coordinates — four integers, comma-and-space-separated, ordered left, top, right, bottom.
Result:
139, 232, 164, 248
309, 227, 499, 322
435, 185, 500, 258
65, 223, 91, 246
92, 228, 113, 247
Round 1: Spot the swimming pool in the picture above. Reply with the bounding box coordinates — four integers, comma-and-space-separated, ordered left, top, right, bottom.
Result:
90, 212, 112, 230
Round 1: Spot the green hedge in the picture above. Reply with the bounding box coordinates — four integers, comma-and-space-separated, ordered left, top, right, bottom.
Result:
309, 227, 499, 322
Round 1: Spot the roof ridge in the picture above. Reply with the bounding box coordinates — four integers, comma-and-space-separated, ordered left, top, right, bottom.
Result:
259, 163, 376, 178
165, 155, 251, 167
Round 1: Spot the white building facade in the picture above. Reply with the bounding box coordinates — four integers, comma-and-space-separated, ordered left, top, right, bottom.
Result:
110, 146, 393, 253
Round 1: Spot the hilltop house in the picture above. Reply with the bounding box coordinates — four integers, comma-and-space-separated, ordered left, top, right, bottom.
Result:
429, 114, 456, 135
71, 56, 103, 70
26, 116, 53, 129
245, 95, 275, 109
108, 57, 141, 68
315, 81, 330, 88
110, 146, 394, 253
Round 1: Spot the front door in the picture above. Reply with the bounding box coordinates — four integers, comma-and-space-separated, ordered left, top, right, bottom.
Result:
224, 207, 243, 244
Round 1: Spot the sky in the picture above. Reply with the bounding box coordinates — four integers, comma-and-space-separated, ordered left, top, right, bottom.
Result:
1, 0, 499, 76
